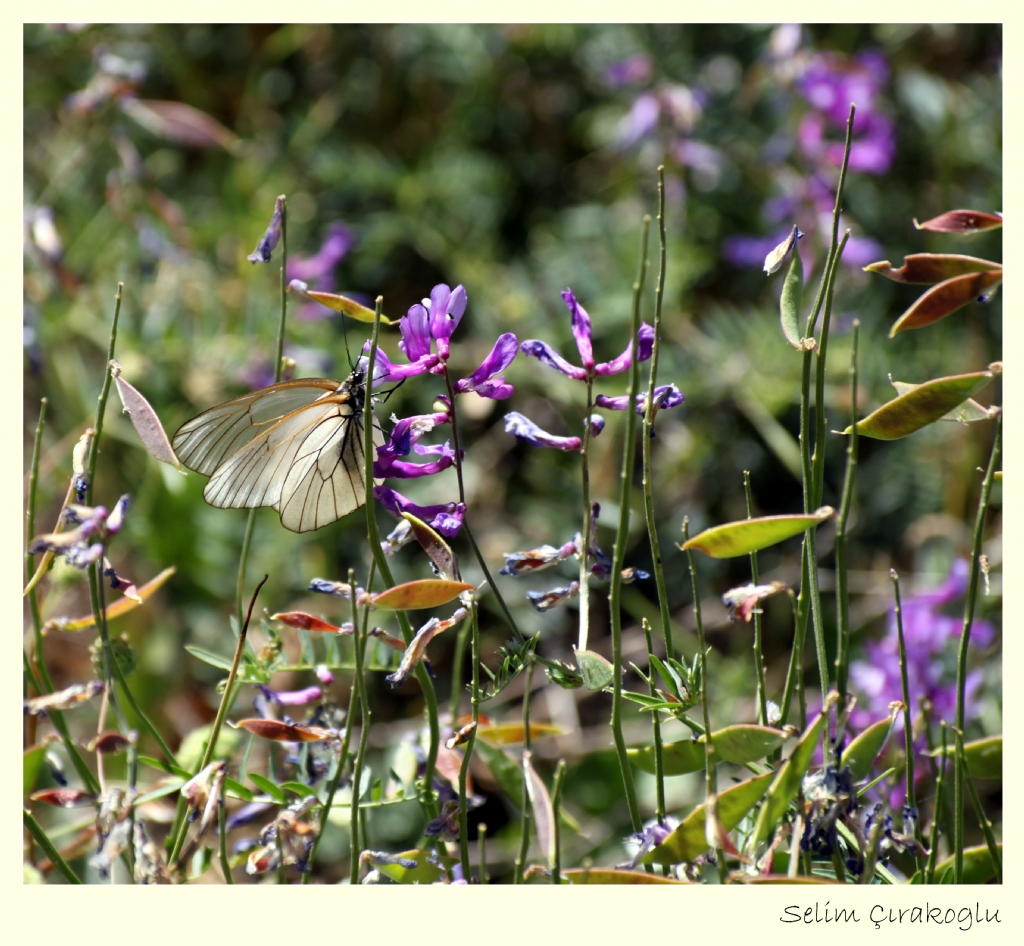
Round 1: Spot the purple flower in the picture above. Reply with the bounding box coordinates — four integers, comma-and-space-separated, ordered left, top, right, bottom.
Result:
374, 486, 465, 538
359, 342, 439, 388
247, 196, 284, 264
374, 411, 456, 479
588, 415, 606, 437
595, 383, 684, 415
605, 54, 653, 89
287, 222, 353, 284
503, 412, 582, 452
614, 91, 661, 149
454, 332, 519, 400
399, 283, 467, 365
256, 684, 323, 707
498, 539, 578, 578
521, 289, 655, 381
722, 232, 791, 269
526, 582, 580, 612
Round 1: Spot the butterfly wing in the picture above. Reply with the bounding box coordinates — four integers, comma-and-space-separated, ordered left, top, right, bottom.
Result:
173, 379, 340, 476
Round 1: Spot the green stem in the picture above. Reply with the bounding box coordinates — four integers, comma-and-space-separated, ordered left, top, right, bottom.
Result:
551, 759, 567, 884
449, 617, 470, 723
890, 569, 919, 845
24, 810, 82, 884
641, 618, 666, 823
834, 319, 859, 699
779, 553, 809, 731
349, 568, 372, 886
457, 600, 481, 879
925, 723, 949, 884
514, 658, 535, 883
235, 511, 257, 635
84, 284, 122, 505
608, 216, 650, 835
960, 736, 1001, 884
170, 574, 267, 866
578, 375, 594, 653
641, 166, 674, 661
954, 411, 1001, 883
217, 768, 232, 883
743, 471, 769, 727
363, 297, 439, 820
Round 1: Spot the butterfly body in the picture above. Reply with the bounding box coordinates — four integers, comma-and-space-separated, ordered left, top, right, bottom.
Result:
173, 369, 382, 533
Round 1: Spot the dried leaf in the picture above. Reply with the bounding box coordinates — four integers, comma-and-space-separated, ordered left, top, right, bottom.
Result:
564, 868, 690, 884
24, 680, 104, 716
889, 270, 1003, 336
45, 567, 176, 633
913, 209, 1002, 234
763, 224, 802, 275
30, 788, 97, 808
110, 362, 183, 471
287, 280, 393, 324
864, 253, 1001, 284
270, 611, 346, 633
371, 579, 474, 611
232, 719, 338, 742
120, 98, 238, 149
402, 512, 459, 581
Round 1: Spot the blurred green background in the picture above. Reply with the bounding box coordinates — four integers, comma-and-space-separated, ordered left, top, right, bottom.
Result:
24, 24, 1001, 879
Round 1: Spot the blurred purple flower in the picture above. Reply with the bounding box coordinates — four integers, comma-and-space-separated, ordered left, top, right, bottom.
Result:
595, 383, 684, 415
503, 412, 582, 452
287, 222, 353, 284
255, 684, 323, 707
374, 486, 465, 538
605, 54, 653, 88
247, 196, 284, 264
588, 414, 606, 437
614, 91, 661, 149
454, 332, 519, 400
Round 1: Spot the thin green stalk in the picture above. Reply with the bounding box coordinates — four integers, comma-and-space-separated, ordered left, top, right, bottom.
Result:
641, 165, 674, 660
925, 723, 949, 884
457, 600, 481, 879
641, 618, 666, 822
551, 759, 567, 884
170, 574, 267, 866
235, 197, 288, 633
217, 767, 232, 884
920, 697, 953, 863
24, 810, 82, 884
683, 520, 723, 860
478, 823, 489, 885
449, 618, 470, 723
84, 284, 122, 505
890, 569, 919, 845
608, 216, 650, 835
834, 320, 859, 698
743, 471, 768, 727
779, 554, 809, 731
513, 658, 536, 883
954, 411, 1001, 883
960, 737, 1001, 884
578, 375, 594, 653
349, 569, 372, 886
363, 297, 439, 819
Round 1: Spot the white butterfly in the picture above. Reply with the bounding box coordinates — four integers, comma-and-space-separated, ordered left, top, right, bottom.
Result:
173, 369, 383, 533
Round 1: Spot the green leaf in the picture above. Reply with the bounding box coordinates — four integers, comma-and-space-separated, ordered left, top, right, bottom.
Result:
752, 704, 831, 845
564, 868, 690, 884
644, 771, 774, 866
865, 253, 1001, 285
224, 777, 254, 801
574, 648, 614, 691
134, 779, 186, 805
279, 781, 318, 799
891, 379, 995, 425
629, 739, 706, 775
376, 849, 458, 884
682, 507, 834, 558
843, 713, 897, 781
844, 368, 997, 440
779, 239, 804, 349
910, 844, 1002, 885
23, 742, 50, 797
138, 754, 191, 779
370, 579, 474, 611
706, 725, 788, 765
183, 645, 234, 672
889, 270, 1003, 336
931, 734, 1002, 779
248, 773, 286, 804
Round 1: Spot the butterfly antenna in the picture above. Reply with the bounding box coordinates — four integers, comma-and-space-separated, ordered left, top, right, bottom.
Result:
339, 315, 354, 372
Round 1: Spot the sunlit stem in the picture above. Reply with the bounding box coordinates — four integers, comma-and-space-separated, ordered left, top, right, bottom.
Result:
578, 375, 594, 653
925, 723, 949, 884
513, 658, 535, 883
743, 471, 768, 727
642, 165, 674, 659
834, 319, 859, 699
954, 411, 1001, 883
349, 568, 372, 886
890, 569, 919, 846
218, 770, 232, 884
608, 216, 650, 835
363, 297, 440, 820
457, 599, 481, 879
641, 618, 666, 823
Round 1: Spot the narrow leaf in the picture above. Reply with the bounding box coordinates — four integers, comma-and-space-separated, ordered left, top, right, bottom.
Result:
183, 645, 234, 672
644, 772, 774, 865
402, 512, 458, 581
233, 719, 337, 743
779, 239, 804, 349
279, 781, 319, 799
46, 567, 176, 633
270, 611, 345, 633
223, 777, 254, 802
889, 270, 1003, 336
523, 751, 557, 868
706, 725, 788, 765
682, 507, 834, 558
844, 368, 997, 441
913, 209, 1002, 234
564, 868, 689, 884
247, 773, 286, 804
110, 361, 183, 470
931, 734, 1001, 779
138, 754, 191, 779
843, 713, 897, 781
865, 253, 1001, 284
371, 579, 474, 611
752, 700, 834, 845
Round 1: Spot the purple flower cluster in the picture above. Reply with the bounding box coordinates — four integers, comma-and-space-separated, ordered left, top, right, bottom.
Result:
368, 283, 518, 542
847, 560, 995, 735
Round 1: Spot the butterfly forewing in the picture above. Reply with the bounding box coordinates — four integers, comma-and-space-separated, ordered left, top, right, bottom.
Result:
173, 379, 339, 476
175, 372, 381, 533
